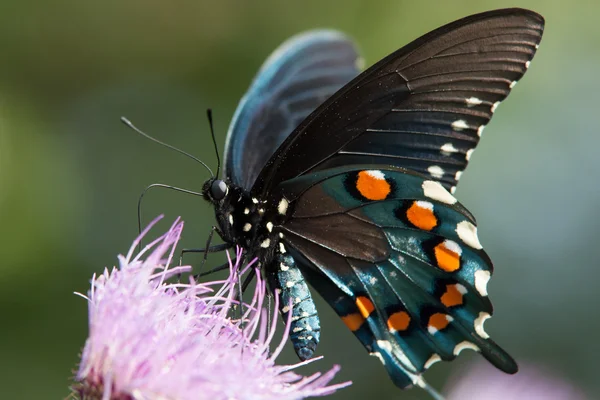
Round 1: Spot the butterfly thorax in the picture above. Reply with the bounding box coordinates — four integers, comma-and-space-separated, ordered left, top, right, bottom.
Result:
202, 178, 286, 264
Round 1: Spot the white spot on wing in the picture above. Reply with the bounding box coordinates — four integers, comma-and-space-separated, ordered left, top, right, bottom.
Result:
443, 240, 462, 256
282, 305, 290, 313
466, 149, 474, 161
228, 214, 234, 225
365, 170, 385, 180
266, 222, 273, 232
278, 198, 289, 215
477, 125, 485, 137
260, 238, 271, 248
455, 283, 468, 294
491, 101, 501, 113
415, 200, 433, 210
453, 341, 480, 356
243, 223, 252, 232
510, 81, 517, 89
279, 243, 286, 253
286, 280, 295, 288
475, 312, 491, 339
456, 220, 483, 249
252, 198, 259, 204
455, 171, 463, 181
244, 208, 250, 215
280, 263, 289, 271
427, 165, 444, 179
525, 60, 531, 69
474, 270, 491, 296
452, 119, 469, 131
466, 97, 483, 107
369, 276, 377, 285
450, 186, 456, 194
293, 326, 304, 333
441, 143, 459, 154
424, 354, 441, 369
422, 180, 457, 205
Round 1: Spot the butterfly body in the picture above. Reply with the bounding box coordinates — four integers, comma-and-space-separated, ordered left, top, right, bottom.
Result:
202, 8, 544, 393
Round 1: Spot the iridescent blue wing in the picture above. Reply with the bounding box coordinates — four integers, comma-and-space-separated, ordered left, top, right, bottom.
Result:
277, 165, 516, 390
223, 30, 361, 189
253, 9, 544, 195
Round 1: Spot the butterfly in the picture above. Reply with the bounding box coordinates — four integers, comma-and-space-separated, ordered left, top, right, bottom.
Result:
201, 8, 544, 396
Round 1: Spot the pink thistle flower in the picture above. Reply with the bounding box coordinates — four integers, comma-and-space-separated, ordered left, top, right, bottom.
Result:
71, 216, 350, 400
444, 360, 589, 400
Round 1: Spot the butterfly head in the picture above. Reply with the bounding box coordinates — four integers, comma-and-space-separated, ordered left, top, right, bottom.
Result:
202, 178, 229, 203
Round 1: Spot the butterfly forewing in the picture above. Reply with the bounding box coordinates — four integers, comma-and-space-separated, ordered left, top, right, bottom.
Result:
253, 9, 544, 196
223, 30, 361, 189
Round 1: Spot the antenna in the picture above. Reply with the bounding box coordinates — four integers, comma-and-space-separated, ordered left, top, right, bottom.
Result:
206, 109, 221, 178
121, 116, 215, 177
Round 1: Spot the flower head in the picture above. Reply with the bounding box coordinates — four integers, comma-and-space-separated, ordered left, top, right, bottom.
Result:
72, 216, 350, 400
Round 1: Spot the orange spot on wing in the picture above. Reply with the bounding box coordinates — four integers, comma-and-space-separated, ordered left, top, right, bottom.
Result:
341, 313, 365, 331
429, 313, 451, 331
441, 284, 464, 307
407, 201, 437, 230
434, 242, 461, 272
356, 296, 375, 318
356, 170, 391, 201
387, 311, 411, 332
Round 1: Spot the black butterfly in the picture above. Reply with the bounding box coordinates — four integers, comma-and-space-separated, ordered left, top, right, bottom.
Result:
200, 8, 544, 396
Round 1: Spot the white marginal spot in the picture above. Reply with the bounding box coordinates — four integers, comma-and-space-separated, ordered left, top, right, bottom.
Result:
258, 208, 265, 214
456, 220, 483, 249
228, 214, 234, 225
282, 305, 291, 313
279, 232, 284, 238
244, 208, 250, 215
510, 81, 518, 89
286, 280, 295, 288
466, 149, 474, 161
365, 169, 386, 180
422, 180, 457, 205
466, 97, 483, 107
525, 60, 531, 69
293, 327, 304, 333
306, 335, 313, 340
280, 263, 289, 271
266, 222, 273, 232
451, 119, 469, 131
427, 165, 445, 179
252, 197, 259, 204
243, 223, 252, 232
474, 270, 491, 297
302, 311, 309, 317
453, 341, 480, 356
475, 312, 491, 339
477, 125, 485, 137
370, 351, 386, 365
260, 238, 271, 248
279, 243, 286, 253
491, 101, 501, 113
424, 354, 441, 369
455, 171, 463, 181
450, 186, 456, 194
295, 297, 302, 304
278, 198, 289, 215
441, 143, 459, 154
535, 43, 540, 49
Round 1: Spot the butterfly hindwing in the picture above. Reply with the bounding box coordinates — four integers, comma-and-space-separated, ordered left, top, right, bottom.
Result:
223, 30, 361, 189
253, 8, 544, 196
277, 166, 516, 387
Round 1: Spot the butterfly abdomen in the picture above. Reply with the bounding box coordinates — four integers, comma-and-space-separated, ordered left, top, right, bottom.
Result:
267, 253, 321, 361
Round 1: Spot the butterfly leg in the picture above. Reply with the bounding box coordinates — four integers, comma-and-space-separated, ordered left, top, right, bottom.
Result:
266, 253, 321, 361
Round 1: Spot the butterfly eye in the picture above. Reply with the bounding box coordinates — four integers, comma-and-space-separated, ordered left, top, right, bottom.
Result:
210, 179, 228, 200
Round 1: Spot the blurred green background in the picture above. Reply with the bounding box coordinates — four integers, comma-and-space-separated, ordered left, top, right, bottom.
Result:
0, 1, 597, 399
